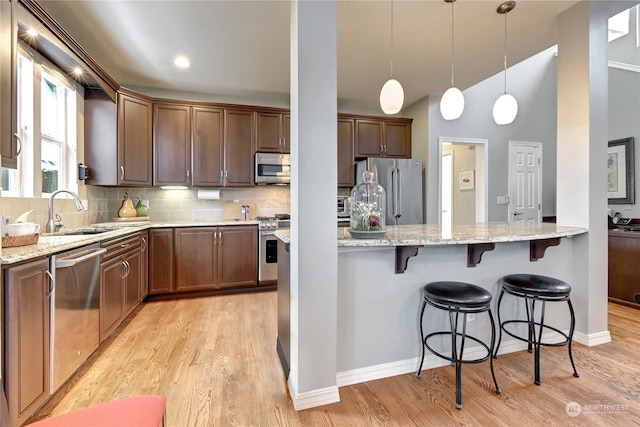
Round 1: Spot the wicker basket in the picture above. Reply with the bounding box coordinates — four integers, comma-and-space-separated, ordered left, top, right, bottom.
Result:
2, 233, 40, 248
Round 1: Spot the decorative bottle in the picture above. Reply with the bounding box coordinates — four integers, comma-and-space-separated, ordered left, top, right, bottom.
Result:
350, 170, 386, 233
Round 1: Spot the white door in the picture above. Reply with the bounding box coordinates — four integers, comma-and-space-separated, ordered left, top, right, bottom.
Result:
441, 153, 453, 230
508, 142, 542, 224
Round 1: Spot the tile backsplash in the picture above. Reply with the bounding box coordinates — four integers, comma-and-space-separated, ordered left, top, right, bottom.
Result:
1, 185, 290, 230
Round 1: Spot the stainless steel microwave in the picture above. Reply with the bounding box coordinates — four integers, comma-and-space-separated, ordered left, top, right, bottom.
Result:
255, 152, 290, 185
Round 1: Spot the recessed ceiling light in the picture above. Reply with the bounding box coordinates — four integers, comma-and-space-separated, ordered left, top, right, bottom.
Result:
72, 66, 83, 76
173, 56, 191, 69
26, 28, 38, 38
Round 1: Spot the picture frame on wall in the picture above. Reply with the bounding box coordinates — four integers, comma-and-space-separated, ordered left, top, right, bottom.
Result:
608, 137, 635, 204
459, 170, 475, 191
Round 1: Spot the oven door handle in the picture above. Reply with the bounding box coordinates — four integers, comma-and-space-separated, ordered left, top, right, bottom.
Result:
260, 231, 277, 236
55, 248, 107, 268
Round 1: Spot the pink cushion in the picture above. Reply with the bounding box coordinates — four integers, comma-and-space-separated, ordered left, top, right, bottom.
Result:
29, 395, 166, 427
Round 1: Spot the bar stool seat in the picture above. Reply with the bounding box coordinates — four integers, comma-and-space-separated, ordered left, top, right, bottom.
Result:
494, 274, 579, 385
416, 281, 501, 409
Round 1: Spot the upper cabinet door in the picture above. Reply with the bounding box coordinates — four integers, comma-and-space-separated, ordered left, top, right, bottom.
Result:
338, 118, 354, 188
354, 119, 382, 158
192, 106, 224, 187
153, 103, 191, 186
383, 120, 412, 158
255, 110, 289, 153
224, 109, 255, 186
118, 93, 153, 186
0, 0, 18, 169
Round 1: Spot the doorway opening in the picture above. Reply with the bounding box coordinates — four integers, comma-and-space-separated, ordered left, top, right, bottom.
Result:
438, 137, 488, 226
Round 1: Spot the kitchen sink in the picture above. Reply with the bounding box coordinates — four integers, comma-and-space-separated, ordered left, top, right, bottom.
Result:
44, 228, 114, 236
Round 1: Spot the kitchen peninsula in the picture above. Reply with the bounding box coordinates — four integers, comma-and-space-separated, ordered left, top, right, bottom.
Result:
276, 222, 587, 390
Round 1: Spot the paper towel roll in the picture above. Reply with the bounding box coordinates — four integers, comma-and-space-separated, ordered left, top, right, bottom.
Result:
197, 189, 222, 200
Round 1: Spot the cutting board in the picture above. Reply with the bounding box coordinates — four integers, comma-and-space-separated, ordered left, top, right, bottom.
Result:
223, 201, 257, 220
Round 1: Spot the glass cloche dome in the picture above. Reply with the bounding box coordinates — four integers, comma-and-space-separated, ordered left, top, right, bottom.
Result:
350, 170, 386, 235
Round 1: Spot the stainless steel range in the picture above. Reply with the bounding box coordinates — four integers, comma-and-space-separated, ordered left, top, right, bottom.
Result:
258, 214, 290, 286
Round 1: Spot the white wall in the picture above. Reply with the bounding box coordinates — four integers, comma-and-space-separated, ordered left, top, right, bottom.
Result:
424, 46, 559, 224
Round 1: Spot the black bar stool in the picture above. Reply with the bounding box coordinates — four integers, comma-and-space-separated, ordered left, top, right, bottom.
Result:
493, 274, 579, 385
416, 281, 501, 409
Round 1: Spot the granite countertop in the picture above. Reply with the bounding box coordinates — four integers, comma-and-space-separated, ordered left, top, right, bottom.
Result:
275, 222, 587, 247
1, 220, 259, 265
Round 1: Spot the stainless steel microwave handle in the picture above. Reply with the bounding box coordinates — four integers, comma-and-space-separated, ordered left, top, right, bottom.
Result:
55, 248, 107, 268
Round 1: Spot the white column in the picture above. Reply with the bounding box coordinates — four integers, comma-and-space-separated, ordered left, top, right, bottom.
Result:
557, 1, 610, 345
289, 0, 339, 409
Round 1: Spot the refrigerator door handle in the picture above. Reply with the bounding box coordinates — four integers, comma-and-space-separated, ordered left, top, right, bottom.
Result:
391, 167, 401, 220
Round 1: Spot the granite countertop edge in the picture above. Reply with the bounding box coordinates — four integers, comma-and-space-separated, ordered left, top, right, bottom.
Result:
275, 223, 588, 248
1, 220, 259, 265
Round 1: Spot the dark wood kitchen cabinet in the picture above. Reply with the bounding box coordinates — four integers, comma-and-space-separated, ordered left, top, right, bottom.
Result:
140, 231, 149, 300
85, 88, 153, 186
256, 109, 290, 153
354, 117, 412, 159
609, 231, 640, 308
4, 258, 51, 427
192, 106, 224, 186
224, 109, 255, 186
99, 233, 142, 342
174, 226, 257, 292
0, 0, 18, 169
337, 117, 355, 187
149, 226, 257, 297
153, 102, 191, 186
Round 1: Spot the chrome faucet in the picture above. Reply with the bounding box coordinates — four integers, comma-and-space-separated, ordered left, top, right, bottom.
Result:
46, 190, 85, 233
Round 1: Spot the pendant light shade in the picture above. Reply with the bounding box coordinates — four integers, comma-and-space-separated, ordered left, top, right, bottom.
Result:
492, 93, 518, 125
380, 78, 404, 115
440, 0, 464, 120
440, 87, 465, 120
493, 1, 517, 125
380, 0, 404, 114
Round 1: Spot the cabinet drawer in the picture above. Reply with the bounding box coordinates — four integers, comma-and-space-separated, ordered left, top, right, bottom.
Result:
101, 232, 141, 262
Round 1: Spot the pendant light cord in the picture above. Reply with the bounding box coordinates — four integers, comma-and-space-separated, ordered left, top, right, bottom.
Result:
450, 0, 455, 87
502, 9, 508, 94
390, 0, 395, 78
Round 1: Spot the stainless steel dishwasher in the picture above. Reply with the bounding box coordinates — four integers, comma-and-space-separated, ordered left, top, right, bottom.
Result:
50, 244, 106, 392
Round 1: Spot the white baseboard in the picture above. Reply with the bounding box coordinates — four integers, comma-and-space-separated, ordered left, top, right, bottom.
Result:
288, 377, 340, 411
573, 330, 611, 346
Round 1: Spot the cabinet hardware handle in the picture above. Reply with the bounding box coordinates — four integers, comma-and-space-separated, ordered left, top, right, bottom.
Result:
141, 237, 147, 252
121, 243, 131, 248
224, 170, 228, 185
186, 169, 190, 181
45, 270, 55, 298
14, 133, 22, 156
219, 170, 224, 183
120, 166, 125, 180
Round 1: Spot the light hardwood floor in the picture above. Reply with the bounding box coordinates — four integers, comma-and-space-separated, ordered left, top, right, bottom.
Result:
31, 293, 640, 426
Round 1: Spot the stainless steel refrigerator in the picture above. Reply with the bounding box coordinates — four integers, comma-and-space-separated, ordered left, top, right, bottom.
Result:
356, 158, 424, 225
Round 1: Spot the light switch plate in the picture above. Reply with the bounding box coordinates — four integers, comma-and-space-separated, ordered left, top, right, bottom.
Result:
497, 196, 507, 205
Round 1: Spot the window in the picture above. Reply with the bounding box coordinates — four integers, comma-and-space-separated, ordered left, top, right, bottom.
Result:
1, 46, 78, 197
608, 8, 630, 42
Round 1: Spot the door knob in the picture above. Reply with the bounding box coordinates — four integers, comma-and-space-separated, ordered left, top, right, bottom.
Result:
513, 211, 523, 216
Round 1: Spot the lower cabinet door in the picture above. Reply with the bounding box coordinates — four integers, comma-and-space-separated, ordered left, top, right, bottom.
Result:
218, 226, 258, 289
100, 257, 124, 342
174, 227, 217, 292
4, 258, 51, 426
123, 249, 141, 316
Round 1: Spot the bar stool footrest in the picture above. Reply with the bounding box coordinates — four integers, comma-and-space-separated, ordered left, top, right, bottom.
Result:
424, 331, 492, 364
499, 319, 571, 347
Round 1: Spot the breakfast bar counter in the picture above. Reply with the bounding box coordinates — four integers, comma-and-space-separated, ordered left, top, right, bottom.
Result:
276, 221, 590, 388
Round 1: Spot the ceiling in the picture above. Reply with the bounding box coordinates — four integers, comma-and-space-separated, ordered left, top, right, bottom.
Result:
35, 0, 626, 110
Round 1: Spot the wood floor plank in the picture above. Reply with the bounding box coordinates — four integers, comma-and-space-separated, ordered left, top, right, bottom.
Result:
29, 296, 640, 426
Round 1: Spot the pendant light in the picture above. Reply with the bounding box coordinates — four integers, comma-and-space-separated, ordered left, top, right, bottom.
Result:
440, 0, 464, 120
493, 1, 518, 125
380, 0, 404, 114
